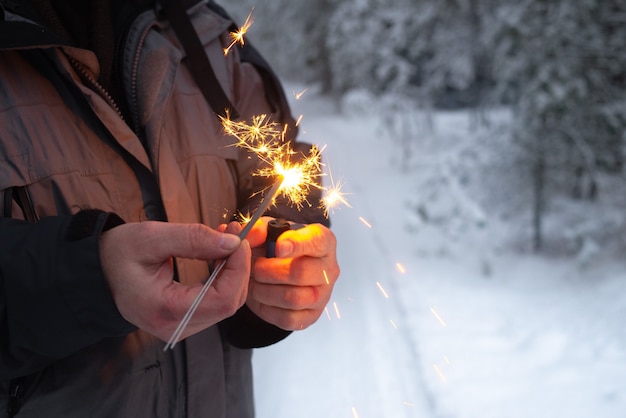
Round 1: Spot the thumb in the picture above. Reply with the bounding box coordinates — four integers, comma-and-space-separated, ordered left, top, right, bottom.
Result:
128, 222, 242, 263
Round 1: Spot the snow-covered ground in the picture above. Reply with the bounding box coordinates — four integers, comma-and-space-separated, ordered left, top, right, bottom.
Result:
252, 85, 626, 418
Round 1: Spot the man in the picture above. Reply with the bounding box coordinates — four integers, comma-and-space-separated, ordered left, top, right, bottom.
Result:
0, 1, 340, 417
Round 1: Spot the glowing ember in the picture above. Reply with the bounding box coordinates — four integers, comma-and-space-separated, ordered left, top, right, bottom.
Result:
293, 88, 309, 100
376, 281, 389, 299
359, 216, 372, 228
324, 306, 332, 321
430, 307, 447, 327
333, 302, 341, 319
321, 167, 351, 216
433, 364, 447, 382
223, 8, 254, 55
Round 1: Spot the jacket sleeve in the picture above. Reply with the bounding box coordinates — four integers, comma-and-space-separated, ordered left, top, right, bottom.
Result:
0, 210, 135, 380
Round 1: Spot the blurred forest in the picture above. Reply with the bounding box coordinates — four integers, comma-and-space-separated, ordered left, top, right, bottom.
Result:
226, 0, 626, 255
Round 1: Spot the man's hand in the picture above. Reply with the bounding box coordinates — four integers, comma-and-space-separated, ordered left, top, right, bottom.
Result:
244, 218, 340, 331
99, 221, 250, 342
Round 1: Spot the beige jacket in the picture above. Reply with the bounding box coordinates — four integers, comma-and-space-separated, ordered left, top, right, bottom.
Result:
0, 2, 323, 417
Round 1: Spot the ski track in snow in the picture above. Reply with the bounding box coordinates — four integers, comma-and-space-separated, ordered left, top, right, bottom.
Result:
253, 86, 626, 418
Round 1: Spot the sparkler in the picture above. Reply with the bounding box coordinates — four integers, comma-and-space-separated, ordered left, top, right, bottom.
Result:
164, 178, 283, 350
165, 110, 349, 349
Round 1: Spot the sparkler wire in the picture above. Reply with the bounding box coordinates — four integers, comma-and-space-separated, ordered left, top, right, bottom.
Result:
164, 178, 284, 350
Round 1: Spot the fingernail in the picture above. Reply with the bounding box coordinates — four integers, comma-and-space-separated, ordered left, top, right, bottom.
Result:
277, 240, 293, 257
220, 233, 241, 250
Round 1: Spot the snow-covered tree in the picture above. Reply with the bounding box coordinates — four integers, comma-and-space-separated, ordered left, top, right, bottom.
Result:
490, 0, 626, 251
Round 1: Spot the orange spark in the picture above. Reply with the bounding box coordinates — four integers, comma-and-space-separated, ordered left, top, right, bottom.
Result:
433, 364, 447, 382
295, 114, 304, 126
323, 270, 330, 285
324, 307, 332, 321
223, 8, 254, 56
294, 88, 309, 100
333, 302, 341, 319
321, 167, 351, 216
396, 263, 406, 274
220, 113, 324, 209
359, 216, 372, 228
376, 281, 389, 299
430, 307, 447, 327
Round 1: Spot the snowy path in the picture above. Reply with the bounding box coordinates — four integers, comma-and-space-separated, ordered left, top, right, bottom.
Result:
253, 96, 435, 417
252, 87, 626, 418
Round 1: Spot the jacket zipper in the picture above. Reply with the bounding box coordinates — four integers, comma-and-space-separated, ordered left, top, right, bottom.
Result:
129, 24, 153, 135
113, 7, 153, 136
66, 54, 126, 123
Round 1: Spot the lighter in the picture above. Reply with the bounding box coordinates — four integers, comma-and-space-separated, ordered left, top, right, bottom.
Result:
266, 218, 291, 258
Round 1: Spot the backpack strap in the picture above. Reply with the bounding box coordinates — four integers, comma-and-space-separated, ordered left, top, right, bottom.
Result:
161, 0, 239, 119
2, 186, 39, 222
206, 1, 299, 142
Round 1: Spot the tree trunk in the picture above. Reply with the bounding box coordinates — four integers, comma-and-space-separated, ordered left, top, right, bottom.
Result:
532, 147, 545, 252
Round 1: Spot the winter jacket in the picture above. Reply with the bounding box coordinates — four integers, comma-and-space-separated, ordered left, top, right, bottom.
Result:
0, 1, 326, 417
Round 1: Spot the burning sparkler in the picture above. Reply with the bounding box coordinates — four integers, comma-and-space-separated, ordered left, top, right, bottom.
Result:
165, 112, 349, 350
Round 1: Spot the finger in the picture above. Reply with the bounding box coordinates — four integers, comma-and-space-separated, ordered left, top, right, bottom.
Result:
254, 256, 334, 286
247, 301, 323, 331
242, 216, 272, 248
137, 222, 241, 263
248, 280, 325, 311
275, 224, 336, 259
160, 240, 251, 337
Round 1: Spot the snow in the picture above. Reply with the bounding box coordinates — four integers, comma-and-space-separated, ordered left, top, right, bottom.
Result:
252, 85, 626, 418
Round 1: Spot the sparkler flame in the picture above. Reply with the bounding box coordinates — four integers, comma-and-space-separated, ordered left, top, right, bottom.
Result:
220, 113, 350, 214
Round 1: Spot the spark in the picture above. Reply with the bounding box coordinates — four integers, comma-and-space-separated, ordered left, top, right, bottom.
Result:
293, 88, 309, 99
376, 281, 389, 299
430, 307, 447, 327
295, 114, 304, 126
433, 364, 447, 382
443, 355, 451, 365
235, 210, 252, 225
220, 113, 324, 209
403, 402, 416, 407
396, 263, 406, 274
389, 319, 398, 329
359, 216, 372, 228
333, 302, 341, 319
323, 270, 330, 285
223, 8, 255, 55
352, 407, 359, 418
324, 306, 332, 320
321, 166, 351, 216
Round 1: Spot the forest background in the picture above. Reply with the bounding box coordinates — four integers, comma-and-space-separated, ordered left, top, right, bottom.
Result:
227, 0, 626, 257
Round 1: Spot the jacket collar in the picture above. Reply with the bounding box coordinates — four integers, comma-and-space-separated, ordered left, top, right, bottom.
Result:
0, 5, 71, 50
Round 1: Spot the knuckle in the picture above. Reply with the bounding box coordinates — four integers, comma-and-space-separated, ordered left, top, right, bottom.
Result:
186, 224, 209, 256
283, 286, 317, 309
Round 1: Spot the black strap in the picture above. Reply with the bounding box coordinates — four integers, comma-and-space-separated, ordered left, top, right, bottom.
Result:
206, 1, 298, 141
2, 187, 38, 222
161, 0, 239, 119
2, 188, 10, 217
